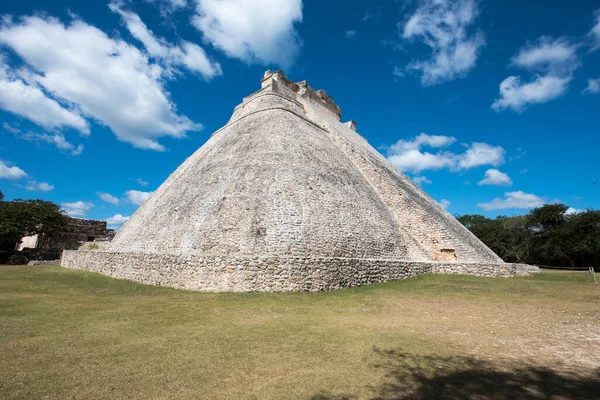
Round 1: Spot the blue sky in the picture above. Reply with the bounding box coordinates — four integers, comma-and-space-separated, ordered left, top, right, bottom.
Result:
0, 0, 598, 229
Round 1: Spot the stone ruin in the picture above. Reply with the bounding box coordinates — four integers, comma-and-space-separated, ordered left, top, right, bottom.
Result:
7, 217, 114, 265
61, 71, 538, 291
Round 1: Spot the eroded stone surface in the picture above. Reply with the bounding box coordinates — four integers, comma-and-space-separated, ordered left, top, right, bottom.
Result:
61, 251, 524, 292
61, 71, 536, 292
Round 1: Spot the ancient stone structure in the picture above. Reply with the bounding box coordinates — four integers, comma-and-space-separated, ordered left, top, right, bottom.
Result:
17, 216, 114, 252
11, 217, 114, 264
61, 71, 538, 291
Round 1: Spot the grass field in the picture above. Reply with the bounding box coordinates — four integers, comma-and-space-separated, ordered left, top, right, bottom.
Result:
1, 265, 599, 399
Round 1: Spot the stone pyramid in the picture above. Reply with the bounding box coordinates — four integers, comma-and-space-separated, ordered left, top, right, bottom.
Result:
62, 71, 532, 292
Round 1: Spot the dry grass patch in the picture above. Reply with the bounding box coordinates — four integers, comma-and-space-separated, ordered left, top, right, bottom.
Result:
0, 266, 598, 399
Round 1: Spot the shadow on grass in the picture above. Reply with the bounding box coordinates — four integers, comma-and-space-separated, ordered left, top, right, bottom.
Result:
312, 348, 600, 400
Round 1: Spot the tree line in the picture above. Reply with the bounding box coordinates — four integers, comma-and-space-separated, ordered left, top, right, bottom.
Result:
1, 188, 599, 270
0, 189, 68, 252
457, 204, 600, 270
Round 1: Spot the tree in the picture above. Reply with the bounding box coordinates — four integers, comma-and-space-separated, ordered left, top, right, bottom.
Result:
458, 205, 599, 271
525, 204, 569, 267
0, 189, 4, 201
457, 214, 529, 263
562, 210, 600, 270
0, 199, 68, 251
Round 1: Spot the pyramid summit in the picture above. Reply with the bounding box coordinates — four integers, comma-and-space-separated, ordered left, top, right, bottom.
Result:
61, 71, 536, 291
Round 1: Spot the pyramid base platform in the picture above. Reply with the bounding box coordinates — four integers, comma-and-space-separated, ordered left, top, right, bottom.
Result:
60, 250, 538, 292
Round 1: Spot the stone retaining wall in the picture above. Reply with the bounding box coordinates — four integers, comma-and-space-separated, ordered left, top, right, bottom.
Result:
61, 250, 531, 292
28, 260, 60, 265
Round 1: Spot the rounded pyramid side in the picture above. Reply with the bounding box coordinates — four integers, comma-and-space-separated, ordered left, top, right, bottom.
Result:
295, 88, 503, 264
109, 92, 424, 260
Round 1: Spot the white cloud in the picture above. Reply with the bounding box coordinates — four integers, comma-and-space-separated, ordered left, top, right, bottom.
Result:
0, 160, 27, 179
392, 66, 405, 77
136, 177, 149, 186
4, 123, 84, 155
583, 78, 600, 94
412, 175, 432, 186
511, 37, 579, 74
477, 169, 513, 187
438, 199, 450, 209
0, 63, 89, 134
345, 30, 357, 39
387, 133, 505, 174
150, 0, 188, 9
125, 190, 152, 205
458, 143, 506, 169
399, 0, 485, 85
391, 132, 457, 152
25, 181, 54, 191
491, 75, 571, 112
477, 191, 545, 211
192, 0, 303, 67
362, 9, 381, 23
565, 207, 582, 215
492, 37, 580, 112
106, 213, 130, 228
590, 9, 600, 51
97, 192, 120, 206
110, 2, 221, 79
388, 149, 455, 173
61, 201, 94, 217
0, 15, 202, 151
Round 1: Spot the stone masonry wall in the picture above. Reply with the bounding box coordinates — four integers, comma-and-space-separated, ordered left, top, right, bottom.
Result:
61, 250, 522, 292
297, 92, 503, 264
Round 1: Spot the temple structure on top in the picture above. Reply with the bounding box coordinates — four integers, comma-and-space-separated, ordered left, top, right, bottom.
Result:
61, 71, 538, 292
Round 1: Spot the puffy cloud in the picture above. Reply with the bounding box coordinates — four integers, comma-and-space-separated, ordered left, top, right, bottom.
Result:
106, 213, 130, 229
492, 37, 580, 112
412, 175, 432, 186
387, 133, 505, 174
0, 63, 89, 134
61, 201, 94, 217
391, 133, 456, 152
458, 143, 506, 169
110, 2, 222, 79
399, 0, 485, 85
25, 181, 54, 191
477, 191, 545, 211
0, 15, 201, 151
491, 75, 571, 112
125, 190, 152, 205
345, 30, 357, 39
565, 207, 582, 215
438, 199, 450, 209
477, 169, 513, 187
510, 37, 579, 74
389, 149, 455, 173
0, 160, 27, 179
97, 192, 120, 206
192, 0, 303, 67
4, 123, 84, 155
583, 78, 600, 94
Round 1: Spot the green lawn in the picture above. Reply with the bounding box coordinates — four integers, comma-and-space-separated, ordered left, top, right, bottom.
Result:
1, 265, 598, 399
